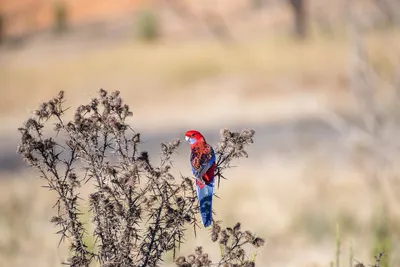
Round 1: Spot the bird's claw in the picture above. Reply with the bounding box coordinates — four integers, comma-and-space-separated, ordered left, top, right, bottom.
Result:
194, 176, 205, 185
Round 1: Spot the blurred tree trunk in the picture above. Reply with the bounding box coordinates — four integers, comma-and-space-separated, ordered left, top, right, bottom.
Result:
288, 0, 307, 39
53, 1, 68, 34
374, 0, 400, 28
0, 14, 4, 45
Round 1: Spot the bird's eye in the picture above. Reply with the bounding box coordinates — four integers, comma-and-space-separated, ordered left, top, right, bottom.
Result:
191, 133, 195, 137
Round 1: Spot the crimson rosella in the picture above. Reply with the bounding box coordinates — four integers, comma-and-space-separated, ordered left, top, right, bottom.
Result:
185, 130, 216, 228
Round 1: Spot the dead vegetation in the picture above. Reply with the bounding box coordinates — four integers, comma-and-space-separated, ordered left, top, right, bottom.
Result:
17, 89, 264, 266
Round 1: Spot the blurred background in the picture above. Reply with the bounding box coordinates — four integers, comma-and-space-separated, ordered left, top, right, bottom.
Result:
1, 0, 400, 266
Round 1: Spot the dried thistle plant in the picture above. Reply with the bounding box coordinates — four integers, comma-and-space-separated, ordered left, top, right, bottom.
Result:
17, 89, 264, 266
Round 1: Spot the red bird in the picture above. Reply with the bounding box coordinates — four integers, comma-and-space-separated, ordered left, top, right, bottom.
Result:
185, 130, 216, 227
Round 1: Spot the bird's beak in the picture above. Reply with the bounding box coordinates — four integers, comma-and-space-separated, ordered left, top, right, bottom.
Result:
185, 136, 196, 144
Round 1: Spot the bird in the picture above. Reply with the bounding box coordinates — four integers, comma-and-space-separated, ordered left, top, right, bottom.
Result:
184, 130, 216, 228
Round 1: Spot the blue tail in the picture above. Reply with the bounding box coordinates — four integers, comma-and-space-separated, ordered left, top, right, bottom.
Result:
196, 179, 214, 227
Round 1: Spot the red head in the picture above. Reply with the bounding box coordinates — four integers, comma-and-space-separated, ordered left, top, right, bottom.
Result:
185, 130, 206, 148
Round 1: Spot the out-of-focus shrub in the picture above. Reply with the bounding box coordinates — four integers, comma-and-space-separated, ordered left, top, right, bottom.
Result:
136, 8, 160, 42
53, 1, 68, 34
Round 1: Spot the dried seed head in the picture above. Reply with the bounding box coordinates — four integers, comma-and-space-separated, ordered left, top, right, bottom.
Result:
194, 259, 202, 266
195, 246, 203, 256
68, 173, 80, 187
74, 113, 82, 123
211, 232, 218, 242
235, 248, 245, 259
244, 261, 255, 267
233, 222, 241, 232
111, 90, 120, 98
220, 230, 229, 245
211, 221, 221, 242
187, 254, 196, 263
220, 128, 230, 138
53, 123, 62, 132
99, 88, 107, 97
252, 237, 265, 248
199, 253, 211, 265
175, 256, 186, 266
89, 192, 100, 203
161, 143, 168, 154
163, 165, 171, 172
57, 90, 64, 100
244, 231, 253, 242
171, 138, 180, 147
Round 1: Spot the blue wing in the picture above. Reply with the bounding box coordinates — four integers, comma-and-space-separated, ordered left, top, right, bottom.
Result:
190, 144, 216, 179
190, 143, 216, 227
196, 178, 214, 227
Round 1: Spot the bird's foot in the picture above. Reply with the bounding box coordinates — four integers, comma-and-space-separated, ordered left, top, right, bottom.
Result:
194, 176, 205, 184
